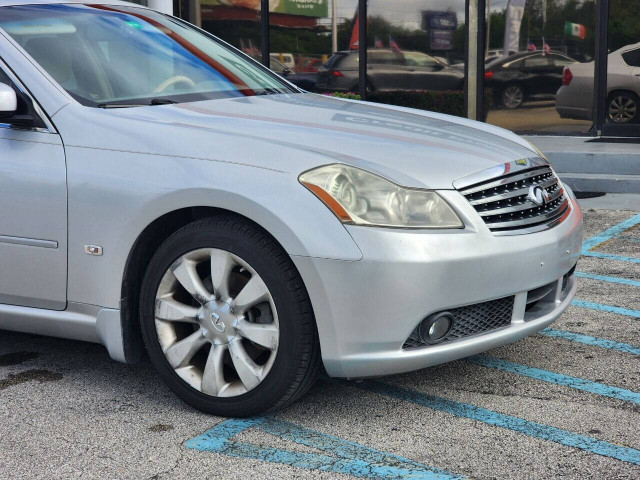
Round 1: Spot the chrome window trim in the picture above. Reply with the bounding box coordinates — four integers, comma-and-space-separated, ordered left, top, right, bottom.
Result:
0, 56, 57, 134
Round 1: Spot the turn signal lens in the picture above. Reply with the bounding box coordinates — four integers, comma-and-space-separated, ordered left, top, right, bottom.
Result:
484, 70, 493, 80
299, 164, 464, 229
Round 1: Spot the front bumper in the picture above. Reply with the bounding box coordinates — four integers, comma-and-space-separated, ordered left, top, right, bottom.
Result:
292, 188, 583, 378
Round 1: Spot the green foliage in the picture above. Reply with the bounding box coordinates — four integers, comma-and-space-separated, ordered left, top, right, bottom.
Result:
327, 92, 362, 100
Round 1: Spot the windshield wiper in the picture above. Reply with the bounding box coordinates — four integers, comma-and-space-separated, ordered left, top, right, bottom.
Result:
97, 98, 178, 109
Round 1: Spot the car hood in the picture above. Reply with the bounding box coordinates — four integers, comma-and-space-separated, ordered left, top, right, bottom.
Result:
57, 93, 538, 189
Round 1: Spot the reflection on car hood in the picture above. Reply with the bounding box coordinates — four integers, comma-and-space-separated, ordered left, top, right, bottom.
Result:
59, 93, 538, 189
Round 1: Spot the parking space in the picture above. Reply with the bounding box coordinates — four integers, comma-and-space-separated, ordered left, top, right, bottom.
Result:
1, 208, 638, 480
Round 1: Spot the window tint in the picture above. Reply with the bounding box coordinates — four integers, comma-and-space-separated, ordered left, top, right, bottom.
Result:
335, 53, 358, 69
403, 52, 438, 68
369, 51, 403, 66
550, 54, 575, 67
524, 55, 551, 67
621, 48, 640, 67
0, 67, 10, 86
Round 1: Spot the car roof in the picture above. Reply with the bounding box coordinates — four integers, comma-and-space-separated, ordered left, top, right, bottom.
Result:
0, 0, 141, 7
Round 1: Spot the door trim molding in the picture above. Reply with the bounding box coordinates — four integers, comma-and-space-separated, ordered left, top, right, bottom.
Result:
0, 234, 58, 249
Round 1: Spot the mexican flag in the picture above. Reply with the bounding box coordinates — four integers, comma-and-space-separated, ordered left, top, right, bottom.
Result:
565, 22, 586, 40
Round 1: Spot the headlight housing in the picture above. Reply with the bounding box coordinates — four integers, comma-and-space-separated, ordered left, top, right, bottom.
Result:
299, 164, 463, 229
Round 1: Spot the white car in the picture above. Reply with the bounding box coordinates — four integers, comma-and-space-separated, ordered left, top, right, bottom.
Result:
556, 43, 640, 123
0, 1, 582, 417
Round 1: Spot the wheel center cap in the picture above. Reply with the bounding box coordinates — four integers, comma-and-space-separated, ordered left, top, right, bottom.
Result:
199, 300, 237, 344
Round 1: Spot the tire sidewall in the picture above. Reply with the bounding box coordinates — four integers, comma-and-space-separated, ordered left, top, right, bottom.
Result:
139, 219, 309, 416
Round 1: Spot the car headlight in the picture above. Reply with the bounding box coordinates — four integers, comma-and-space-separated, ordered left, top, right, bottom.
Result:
299, 164, 463, 229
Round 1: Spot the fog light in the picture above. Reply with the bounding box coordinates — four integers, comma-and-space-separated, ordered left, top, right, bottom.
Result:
418, 312, 454, 345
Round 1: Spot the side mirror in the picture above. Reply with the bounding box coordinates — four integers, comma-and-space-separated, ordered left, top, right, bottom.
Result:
0, 83, 17, 119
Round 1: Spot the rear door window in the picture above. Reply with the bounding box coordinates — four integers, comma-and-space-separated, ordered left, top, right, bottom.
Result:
621, 48, 640, 67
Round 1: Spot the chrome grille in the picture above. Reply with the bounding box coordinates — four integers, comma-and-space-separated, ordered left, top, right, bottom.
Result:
403, 296, 514, 349
457, 162, 570, 234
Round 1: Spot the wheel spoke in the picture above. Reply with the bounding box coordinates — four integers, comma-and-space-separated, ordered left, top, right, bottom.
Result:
228, 339, 262, 390
171, 257, 212, 304
210, 249, 235, 301
230, 275, 269, 313
164, 330, 208, 369
155, 296, 199, 323
201, 344, 227, 396
236, 318, 279, 350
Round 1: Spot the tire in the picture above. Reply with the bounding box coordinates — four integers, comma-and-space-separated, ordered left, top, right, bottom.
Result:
501, 84, 524, 109
607, 91, 639, 123
139, 215, 321, 417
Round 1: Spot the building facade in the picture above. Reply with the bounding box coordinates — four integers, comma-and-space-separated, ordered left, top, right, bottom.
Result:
140, 0, 639, 139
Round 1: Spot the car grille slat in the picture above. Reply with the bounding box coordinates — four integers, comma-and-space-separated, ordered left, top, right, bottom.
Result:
457, 163, 569, 235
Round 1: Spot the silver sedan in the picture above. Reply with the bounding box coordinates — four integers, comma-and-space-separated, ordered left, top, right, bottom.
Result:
0, 1, 582, 417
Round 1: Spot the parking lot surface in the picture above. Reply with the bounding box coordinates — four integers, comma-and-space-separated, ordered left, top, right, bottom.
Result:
1, 207, 639, 480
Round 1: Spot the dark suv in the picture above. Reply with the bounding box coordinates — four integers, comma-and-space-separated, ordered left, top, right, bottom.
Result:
316, 49, 464, 93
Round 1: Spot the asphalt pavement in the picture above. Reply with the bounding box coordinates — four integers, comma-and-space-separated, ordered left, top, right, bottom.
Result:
1, 204, 638, 480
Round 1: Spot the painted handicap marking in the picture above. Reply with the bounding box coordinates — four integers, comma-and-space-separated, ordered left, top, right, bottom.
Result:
575, 271, 640, 287
571, 299, 640, 318
467, 355, 640, 404
540, 328, 640, 356
186, 416, 465, 480
581, 213, 640, 252
580, 213, 640, 263
580, 251, 640, 264
357, 381, 640, 466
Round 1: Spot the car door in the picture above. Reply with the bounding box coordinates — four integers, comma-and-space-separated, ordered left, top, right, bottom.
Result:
521, 54, 554, 96
368, 51, 406, 90
0, 62, 67, 310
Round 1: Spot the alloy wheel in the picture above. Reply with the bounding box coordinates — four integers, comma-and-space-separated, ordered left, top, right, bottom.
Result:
154, 248, 279, 398
502, 85, 523, 109
608, 95, 637, 123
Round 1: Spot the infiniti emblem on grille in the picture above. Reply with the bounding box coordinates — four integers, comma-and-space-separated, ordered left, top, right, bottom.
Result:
528, 185, 550, 206
211, 312, 225, 333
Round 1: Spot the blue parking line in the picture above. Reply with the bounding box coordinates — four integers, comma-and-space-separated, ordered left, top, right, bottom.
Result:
575, 271, 640, 287
186, 417, 464, 480
571, 299, 640, 318
359, 381, 640, 466
581, 213, 640, 252
540, 328, 640, 355
467, 355, 640, 404
581, 251, 640, 264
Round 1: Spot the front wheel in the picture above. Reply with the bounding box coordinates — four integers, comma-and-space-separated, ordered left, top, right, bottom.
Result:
139, 216, 321, 417
502, 84, 524, 109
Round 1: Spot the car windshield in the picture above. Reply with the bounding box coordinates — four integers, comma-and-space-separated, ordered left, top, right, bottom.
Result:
0, 4, 297, 107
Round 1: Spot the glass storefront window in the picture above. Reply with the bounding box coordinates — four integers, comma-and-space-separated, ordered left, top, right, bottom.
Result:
484, 0, 595, 133
605, 1, 640, 126
196, 0, 262, 61
269, 0, 359, 93
364, 0, 467, 117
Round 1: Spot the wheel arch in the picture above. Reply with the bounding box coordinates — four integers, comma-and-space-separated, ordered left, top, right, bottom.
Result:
119, 205, 304, 363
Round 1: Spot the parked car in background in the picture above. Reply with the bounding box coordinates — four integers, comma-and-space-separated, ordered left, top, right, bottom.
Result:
270, 53, 295, 71
316, 49, 464, 93
556, 43, 640, 123
485, 51, 577, 109
269, 58, 318, 91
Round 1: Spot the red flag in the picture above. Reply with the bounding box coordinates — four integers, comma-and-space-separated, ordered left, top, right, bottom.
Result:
389, 36, 400, 52
349, 9, 359, 50
374, 36, 383, 48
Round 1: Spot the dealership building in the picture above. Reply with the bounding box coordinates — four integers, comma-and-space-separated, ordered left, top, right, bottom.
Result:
142, 0, 639, 193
